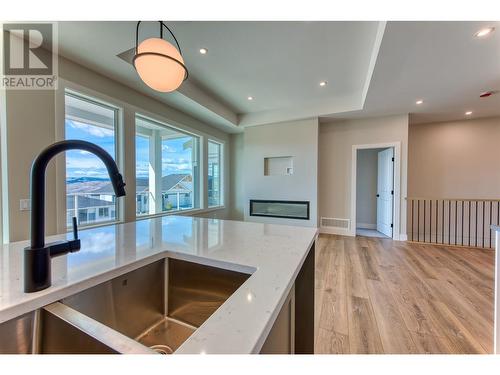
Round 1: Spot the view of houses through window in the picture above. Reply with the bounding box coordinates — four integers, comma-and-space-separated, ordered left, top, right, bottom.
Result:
136, 116, 200, 216
64, 91, 217, 227
208, 141, 222, 207
64, 92, 119, 227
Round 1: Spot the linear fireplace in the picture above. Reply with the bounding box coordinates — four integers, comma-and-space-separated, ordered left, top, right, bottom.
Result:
249, 200, 310, 220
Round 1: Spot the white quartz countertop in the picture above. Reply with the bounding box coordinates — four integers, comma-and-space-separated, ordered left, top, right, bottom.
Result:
0, 215, 317, 354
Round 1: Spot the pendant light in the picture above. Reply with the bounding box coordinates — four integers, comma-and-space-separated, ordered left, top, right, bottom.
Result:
133, 21, 188, 92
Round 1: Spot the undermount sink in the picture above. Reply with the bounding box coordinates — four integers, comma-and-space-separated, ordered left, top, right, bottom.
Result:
0, 258, 250, 354
0, 307, 119, 354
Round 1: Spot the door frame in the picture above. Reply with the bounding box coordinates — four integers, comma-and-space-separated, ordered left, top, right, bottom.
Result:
351, 142, 401, 240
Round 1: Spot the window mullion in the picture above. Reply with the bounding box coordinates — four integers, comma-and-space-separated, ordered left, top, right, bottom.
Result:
202, 137, 208, 209
153, 130, 162, 214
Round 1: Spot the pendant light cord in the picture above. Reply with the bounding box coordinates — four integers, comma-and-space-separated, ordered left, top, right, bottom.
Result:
135, 21, 183, 56
159, 22, 183, 56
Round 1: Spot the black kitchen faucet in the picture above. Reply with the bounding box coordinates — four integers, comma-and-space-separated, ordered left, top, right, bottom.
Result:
24, 140, 126, 293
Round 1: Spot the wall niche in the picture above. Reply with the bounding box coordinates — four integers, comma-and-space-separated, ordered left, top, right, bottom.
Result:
264, 156, 294, 176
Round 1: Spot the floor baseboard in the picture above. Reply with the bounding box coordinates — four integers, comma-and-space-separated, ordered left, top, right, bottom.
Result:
319, 227, 354, 236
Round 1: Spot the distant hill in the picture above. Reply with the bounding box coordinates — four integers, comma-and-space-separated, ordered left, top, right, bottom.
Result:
66, 174, 192, 195
66, 177, 112, 194
66, 177, 109, 184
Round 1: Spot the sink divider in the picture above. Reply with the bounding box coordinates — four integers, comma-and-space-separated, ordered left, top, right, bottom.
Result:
43, 302, 156, 354
31, 310, 42, 354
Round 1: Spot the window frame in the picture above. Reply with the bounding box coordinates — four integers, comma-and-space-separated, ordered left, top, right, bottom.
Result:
207, 139, 224, 208
135, 113, 201, 218
59, 87, 124, 230
135, 130, 152, 217
56, 78, 228, 233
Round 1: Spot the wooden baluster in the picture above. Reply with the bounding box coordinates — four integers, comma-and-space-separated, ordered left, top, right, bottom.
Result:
411, 199, 414, 241
482, 201, 485, 248
448, 200, 451, 245
436, 199, 438, 243
442, 200, 445, 244
468, 201, 471, 247
489, 201, 493, 248
475, 201, 478, 247
454, 200, 457, 245
428, 200, 431, 242
424, 199, 426, 242
417, 199, 420, 242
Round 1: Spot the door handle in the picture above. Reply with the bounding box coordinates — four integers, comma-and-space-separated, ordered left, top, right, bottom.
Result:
376, 194, 380, 197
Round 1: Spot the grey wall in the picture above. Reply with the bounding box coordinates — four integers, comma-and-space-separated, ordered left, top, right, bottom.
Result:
242, 118, 319, 227
229, 132, 245, 221
319, 114, 409, 237
4, 89, 58, 242
408, 116, 500, 198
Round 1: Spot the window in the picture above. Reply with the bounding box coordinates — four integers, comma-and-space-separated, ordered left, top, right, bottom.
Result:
64, 92, 119, 227
208, 141, 222, 207
136, 116, 199, 216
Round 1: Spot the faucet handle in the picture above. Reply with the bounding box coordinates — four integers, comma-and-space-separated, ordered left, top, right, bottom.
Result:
72, 216, 78, 240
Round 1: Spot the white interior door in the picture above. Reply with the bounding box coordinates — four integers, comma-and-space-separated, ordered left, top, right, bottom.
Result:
376, 148, 394, 237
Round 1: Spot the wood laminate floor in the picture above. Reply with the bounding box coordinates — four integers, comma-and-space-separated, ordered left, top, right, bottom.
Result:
314, 234, 495, 354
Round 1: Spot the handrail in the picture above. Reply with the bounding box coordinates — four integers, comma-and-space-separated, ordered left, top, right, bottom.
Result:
406, 197, 500, 202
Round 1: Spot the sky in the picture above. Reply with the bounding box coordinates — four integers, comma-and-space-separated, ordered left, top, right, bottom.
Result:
65, 119, 194, 180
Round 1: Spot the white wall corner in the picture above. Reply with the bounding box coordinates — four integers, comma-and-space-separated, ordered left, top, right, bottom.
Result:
361, 21, 387, 105
397, 233, 408, 241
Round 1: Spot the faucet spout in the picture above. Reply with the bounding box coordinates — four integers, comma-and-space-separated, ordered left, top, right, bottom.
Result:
25, 140, 126, 292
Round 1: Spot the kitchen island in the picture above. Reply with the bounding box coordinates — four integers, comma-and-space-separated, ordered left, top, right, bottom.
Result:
0, 215, 317, 354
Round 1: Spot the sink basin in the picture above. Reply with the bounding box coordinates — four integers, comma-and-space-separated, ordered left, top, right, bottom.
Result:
61, 257, 250, 354
0, 257, 250, 354
0, 312, 35, 354
0, 307, 118, 354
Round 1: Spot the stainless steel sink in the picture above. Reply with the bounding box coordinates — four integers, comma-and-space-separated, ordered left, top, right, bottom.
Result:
62, 258, 250, 354
0, 306, 129, 353
0, 257, 250, 354
0, 312, 35, 354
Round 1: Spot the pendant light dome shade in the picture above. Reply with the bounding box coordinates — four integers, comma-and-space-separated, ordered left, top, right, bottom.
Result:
133, 22, 188, 93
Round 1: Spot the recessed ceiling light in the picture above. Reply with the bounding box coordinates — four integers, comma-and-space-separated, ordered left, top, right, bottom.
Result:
319, 81, 327, 87
416, 100, 424, 105
199, 48, 208, 55
474, 27, 495, 38
480, 91, 495, 98
465, 111, 473, 116
247, 96, 254, 101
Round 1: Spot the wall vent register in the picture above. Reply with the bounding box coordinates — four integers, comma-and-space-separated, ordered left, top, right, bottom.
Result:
320, 217, 350, 229
249, 200, 309, 220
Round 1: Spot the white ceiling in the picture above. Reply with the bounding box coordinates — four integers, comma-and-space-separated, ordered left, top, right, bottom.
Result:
322, 21, 500, 124
175, 22, 379, 112
57, 21, 500, 132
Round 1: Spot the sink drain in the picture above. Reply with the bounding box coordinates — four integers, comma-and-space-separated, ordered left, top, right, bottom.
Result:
150, 344, 174, 355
